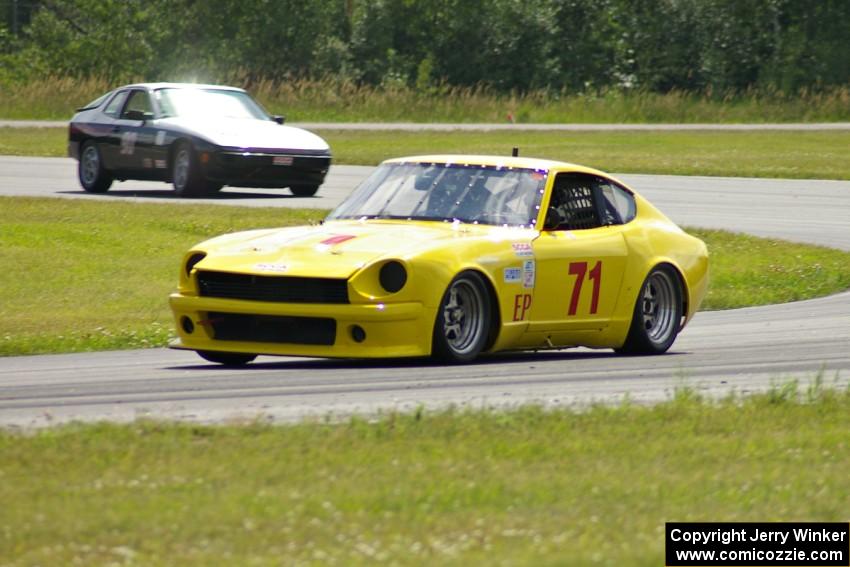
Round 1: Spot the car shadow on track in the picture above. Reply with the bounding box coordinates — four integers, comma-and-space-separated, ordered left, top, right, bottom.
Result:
57, 189, 316, 200
167, 349, 687, 372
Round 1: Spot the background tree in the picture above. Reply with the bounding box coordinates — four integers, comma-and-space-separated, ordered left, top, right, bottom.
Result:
2, 0, 848, 94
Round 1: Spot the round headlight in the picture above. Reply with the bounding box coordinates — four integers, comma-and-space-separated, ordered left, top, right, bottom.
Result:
379, 261, 407, 293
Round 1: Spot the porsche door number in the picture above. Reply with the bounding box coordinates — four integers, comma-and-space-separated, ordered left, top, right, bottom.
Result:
120, 131, 138, 155
567, 261, 602, 316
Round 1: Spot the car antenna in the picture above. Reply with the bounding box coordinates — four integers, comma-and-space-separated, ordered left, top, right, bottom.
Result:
512, 147, 519, 157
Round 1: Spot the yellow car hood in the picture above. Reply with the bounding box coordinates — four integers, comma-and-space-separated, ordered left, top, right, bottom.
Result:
194, 220, 497, 279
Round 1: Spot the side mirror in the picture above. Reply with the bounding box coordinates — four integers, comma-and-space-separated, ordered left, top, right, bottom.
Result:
543, 207, 563, 230
272, 115, 286, 124
124, 109, 146, 122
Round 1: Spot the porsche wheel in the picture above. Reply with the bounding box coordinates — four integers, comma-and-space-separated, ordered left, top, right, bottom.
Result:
432, 271, 491, 363
172, 141, 209, 197
78, 141, 113, 193
618, 265, 682, 355
290, 184, 319, 197
197, 350, 257, 366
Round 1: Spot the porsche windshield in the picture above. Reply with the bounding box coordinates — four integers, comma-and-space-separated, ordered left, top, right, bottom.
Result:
154, 88, 269, 120
328, 162, 547, 227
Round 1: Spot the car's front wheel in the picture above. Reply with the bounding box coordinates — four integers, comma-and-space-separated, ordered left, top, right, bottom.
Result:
78, 141, 113, 193
617, 265, 683, 355
431, 271, 492, 363
197, 350, 257, 366
290, 184, 319, 197
172, 141, 213, 197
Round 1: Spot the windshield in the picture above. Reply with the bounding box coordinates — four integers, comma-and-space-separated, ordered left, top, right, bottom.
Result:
327, 162, 547, 227
154, 88, 270, 120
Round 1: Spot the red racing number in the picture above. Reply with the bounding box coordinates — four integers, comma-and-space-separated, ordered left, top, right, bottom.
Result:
567, 261, 602, 316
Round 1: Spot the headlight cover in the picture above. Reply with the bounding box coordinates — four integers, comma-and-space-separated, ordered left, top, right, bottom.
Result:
379, 260, 407, 293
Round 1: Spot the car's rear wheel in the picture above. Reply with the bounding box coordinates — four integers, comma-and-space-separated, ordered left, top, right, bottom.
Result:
431, 271, 491, 363
172, 141, 213, 197
290, 184, 319, 197
197, 350, 257, 366
617, 265, 683, 355
78, 141, 113, 193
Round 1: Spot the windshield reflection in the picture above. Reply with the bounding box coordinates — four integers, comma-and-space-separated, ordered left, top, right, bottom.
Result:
328, 162, 547, 227
154, 88, 270, 120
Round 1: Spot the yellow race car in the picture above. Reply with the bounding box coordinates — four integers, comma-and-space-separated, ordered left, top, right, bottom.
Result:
170, 155, 708, 365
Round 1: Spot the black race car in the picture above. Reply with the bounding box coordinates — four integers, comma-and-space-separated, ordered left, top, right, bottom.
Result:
68, 83, 332, 197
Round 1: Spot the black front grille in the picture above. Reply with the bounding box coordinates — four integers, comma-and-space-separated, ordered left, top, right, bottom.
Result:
207, 312, 336, 345
197, 271, 349, 304
216, 152, 331, 172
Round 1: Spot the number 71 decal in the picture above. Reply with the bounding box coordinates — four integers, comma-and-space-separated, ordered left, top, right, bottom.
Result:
568, 261, 602, 316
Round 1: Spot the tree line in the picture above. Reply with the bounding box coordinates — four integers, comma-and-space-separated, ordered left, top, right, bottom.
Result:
2, 0, 848, 94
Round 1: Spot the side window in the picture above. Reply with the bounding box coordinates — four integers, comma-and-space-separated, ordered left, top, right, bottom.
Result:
598, 179, 636, 224
545, 173, 601, 230
103, 91, 129, 118
121, 90, 154, 120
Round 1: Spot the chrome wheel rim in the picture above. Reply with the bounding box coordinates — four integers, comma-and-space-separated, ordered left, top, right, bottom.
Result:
174, 148, 190, 189
640, 270, 677, 344
442, 278, 486, 355
81, 145, 99, 185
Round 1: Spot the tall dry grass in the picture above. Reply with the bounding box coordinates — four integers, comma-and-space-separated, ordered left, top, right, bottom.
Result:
2, 76, 849, 122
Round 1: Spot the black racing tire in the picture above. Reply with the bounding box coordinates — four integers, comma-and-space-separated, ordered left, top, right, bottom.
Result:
78, 140, 113, 193
431, 271, 492, 363
172, 141, 211, 197
197, 350, 257, 366
290, 184, 320, 197
617, 265, 683, 355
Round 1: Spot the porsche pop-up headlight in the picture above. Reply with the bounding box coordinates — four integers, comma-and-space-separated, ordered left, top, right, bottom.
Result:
379, 261, 407, 293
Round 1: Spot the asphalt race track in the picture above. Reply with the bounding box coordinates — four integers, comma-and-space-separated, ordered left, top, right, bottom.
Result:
1, 156, 849, 427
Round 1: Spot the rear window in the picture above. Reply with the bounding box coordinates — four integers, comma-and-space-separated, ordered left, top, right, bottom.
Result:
77, 92, 111, 111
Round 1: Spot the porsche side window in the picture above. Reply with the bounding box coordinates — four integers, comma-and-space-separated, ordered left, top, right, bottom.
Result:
121, 90, 154, 120
598, 180, 636, 224
103, 91, 128, 117
546, 173, 601, 230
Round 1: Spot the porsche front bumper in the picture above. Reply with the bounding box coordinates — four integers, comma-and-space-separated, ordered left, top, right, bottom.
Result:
202, 150, 331, 188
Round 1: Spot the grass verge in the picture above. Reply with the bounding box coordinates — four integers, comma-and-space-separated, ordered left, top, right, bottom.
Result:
4, 127, 850, 180
1, 385, 849, 565
3, 197, 850, 356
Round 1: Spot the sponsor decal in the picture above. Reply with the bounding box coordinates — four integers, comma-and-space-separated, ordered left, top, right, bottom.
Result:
503, 267, 522, 283
512, 242, 533, 257
522, 259, 535, 288
154, 159, 167, 169
155, 130, 166, 145
142, 158, 153, 168
119, 131, 137, 155
273, 156, 294, 166
254, 263, 288, 273
320, 234, 356, 246
512, 294, 532, 321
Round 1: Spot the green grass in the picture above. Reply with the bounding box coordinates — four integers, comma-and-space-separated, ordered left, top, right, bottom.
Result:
4, 127, 850, 180
0, 126, 64, 156
699, 229, 850, 308
0, 198, 325, 355
322, 129, 850, 180
2, 387, 849, 566
3, 197, 850, 356
3, 76, 850, 122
